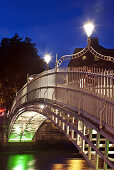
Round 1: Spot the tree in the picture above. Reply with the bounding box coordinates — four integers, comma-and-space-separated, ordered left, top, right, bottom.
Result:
0, 33, 45, 110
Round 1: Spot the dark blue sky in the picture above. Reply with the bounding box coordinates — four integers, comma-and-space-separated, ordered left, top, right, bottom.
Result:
0, 0, 114, 67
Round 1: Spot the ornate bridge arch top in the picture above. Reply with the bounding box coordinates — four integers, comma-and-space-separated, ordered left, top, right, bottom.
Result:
56, 43, 114, 68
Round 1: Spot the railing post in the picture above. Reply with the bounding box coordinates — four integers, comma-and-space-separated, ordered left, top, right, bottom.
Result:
67, 114, 70, 135
77, 120, 82, 147
99, 102, 106, 129
96, 68, 98, 96
112, 70, 114, 101
55, 109, 58, 124
88, 128, 92, 160
58, 111, 62, 127
27, 73, 29, 102
62, 122, 65, 131
71, 117, 74, 139
52, 90, 55, 101
44, 88, 48, 101
105, 69, 107, 98
95, 132, 100, 170
82, 123, 86, 153
78, 92, 83, 115
104, 138, 109, 170
55, 65, 58, 101
37, 89, 41, 100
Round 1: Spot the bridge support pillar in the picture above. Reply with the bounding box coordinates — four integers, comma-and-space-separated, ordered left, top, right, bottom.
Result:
103, 138, 109, 170
88, 128, 92, 160
95, 132, 100, 170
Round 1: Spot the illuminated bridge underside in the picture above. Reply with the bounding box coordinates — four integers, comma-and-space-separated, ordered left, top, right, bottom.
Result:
8, 111, 46, 142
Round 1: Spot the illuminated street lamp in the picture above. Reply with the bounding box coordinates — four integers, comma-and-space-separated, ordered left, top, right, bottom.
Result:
39, 104, 45, 109
27, 74, 33, 84
44, 54, 51, 70
28, 76, 33, 81
84, 23, 94, 44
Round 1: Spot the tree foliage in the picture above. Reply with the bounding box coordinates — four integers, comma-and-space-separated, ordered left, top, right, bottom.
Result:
0, 33, 45, 110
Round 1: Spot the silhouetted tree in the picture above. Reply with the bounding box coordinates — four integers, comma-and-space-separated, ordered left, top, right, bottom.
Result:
0, 33, 45, 110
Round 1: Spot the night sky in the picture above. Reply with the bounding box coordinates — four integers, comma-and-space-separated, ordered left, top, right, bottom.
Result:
0, 0, 114, 67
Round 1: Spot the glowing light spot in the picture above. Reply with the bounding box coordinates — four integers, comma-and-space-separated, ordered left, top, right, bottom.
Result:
39, 104, 45, 109
84, 23, 94, 37
44, 54, 51, 64
15, 127, 21, 134
13, 165, 23, 170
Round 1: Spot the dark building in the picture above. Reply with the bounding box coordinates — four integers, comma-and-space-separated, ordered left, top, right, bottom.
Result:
68, 37, 114, 70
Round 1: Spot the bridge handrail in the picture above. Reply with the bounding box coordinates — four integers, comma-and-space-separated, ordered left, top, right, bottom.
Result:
11, 66, 114, 111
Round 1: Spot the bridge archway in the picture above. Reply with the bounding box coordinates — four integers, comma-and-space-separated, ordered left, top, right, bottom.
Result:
8, 99, 114, 169
9, 101, 76, 144
8, 110, 47, 142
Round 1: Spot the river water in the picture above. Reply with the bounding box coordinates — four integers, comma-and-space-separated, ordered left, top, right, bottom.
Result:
0, 146, 92, 170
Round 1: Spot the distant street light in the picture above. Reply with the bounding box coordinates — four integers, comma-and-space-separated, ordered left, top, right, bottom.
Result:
44, 54, 51, 64
44, 54, 51, 70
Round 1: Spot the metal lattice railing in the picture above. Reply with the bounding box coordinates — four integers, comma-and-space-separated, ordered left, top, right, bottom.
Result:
56, 45, 114, 67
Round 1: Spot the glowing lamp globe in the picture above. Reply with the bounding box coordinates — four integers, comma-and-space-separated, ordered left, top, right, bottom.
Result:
84, 23, 94, 37
28, 76, 33, 81
40, 104, 45, 109
44, 54, 51, 64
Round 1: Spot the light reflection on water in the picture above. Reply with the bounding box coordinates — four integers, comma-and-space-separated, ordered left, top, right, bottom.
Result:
0, 150, 91, 170
7, 154, 36, 170
52, 159, 92, 170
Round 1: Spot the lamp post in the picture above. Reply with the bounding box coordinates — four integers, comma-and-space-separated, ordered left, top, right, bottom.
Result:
44, 54, 51, 70
84, 23, 94, 44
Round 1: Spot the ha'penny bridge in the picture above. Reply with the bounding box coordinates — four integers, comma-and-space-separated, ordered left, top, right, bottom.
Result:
7, 41, 114, 170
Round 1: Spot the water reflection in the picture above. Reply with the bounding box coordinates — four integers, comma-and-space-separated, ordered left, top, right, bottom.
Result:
52, 159, 92, 170
67, 159, 91, 170
0, 150, 91, 170
7, 154, 36, 170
